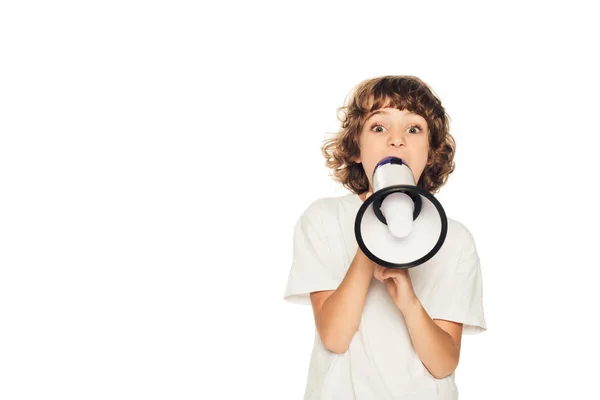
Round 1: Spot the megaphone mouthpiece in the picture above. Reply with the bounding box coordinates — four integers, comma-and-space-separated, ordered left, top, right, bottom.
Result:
372, 158, 415, 192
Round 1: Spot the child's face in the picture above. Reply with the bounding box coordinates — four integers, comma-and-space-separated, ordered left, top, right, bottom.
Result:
355, 107, 430, 191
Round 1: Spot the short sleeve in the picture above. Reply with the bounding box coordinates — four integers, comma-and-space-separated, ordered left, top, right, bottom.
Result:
283, 200, 341, 305
425, 228, 487, 334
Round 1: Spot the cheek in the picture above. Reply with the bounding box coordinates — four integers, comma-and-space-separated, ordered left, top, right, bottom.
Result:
416, 139, 430, 159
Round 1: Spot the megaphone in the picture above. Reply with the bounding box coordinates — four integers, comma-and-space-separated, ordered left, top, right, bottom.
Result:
354, 156, 448, 269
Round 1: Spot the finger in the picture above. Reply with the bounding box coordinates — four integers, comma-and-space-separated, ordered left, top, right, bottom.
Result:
377, 265, 387, 282
381, 268, 404, 280
374, 265, 383, 281
379, 266, 389, 279
384, 278, 396, 293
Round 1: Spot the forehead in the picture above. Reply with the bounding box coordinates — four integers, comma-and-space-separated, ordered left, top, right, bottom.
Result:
365, 108, 426, 122
364, 94, 425, 121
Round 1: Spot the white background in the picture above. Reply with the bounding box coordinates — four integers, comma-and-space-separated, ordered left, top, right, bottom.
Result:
1, 1, 599, 399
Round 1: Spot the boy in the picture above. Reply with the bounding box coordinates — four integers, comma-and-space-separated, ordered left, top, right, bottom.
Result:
284, 75, 486, 399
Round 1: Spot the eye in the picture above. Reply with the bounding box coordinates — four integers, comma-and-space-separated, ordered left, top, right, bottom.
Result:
371, 123, 386, 133
370, 123, 425, 134
408, 124, 424, 134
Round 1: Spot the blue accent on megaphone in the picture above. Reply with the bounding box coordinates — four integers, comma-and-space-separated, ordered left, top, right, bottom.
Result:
373, 156, 406, 179
376, 156, 403, 168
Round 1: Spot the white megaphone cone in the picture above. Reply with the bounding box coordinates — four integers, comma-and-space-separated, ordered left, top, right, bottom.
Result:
354, 156, 448, 269
372, 158, 417, 238
379, 192, 414, 238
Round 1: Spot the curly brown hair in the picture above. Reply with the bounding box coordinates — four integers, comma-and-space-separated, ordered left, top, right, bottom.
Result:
321, 75, 456, 195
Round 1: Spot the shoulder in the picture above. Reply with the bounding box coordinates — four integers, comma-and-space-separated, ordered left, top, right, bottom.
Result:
445, 217, 480, 267
291, 195, 349, 244
446, 218, 476, 246
298, 194, 353, 220
446, 218, 475, 252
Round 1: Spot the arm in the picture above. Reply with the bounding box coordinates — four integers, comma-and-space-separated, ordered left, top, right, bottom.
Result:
310, 247, 375, 354
402, 298, 463, 379
374, 266, 464, 379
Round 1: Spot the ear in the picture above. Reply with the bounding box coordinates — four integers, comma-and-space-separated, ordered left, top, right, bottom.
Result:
426, 151, 435, 166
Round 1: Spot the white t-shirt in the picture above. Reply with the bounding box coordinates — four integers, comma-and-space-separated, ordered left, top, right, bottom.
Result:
283, 193, 487, 400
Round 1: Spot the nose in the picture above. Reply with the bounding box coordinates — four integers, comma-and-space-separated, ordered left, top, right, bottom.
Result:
388, 130, 406, 148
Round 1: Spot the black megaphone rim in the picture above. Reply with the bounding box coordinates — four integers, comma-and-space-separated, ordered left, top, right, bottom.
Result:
354, 184, 448, 269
